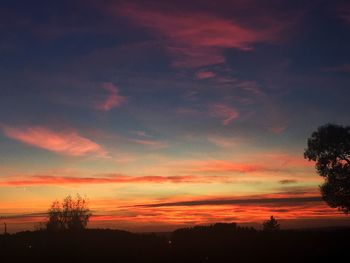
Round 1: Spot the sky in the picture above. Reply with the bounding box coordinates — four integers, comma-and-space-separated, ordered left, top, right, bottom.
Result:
1, 0, 350, 233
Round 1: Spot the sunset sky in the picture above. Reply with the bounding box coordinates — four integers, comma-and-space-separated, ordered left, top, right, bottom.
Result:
1, 0, 350, 232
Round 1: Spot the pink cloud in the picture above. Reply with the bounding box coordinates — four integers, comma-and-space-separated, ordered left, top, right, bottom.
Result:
267, 125, 287, 134
339, 3, 350, 24
134, 130, 148, 137
195, 70, 216, 79
236, 80, 263, 96
209, 103, 239, 125
116, 4, 293, 68
94, 82, 126, 111
323, 64, 350, 73
2, 126, 107, 157
169, 46, 225, 68
176, 104, 239, 125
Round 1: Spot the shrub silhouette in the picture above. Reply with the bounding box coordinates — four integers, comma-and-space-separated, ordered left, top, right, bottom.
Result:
262, 216, 280, 231
47, 194, 91, 231
304, 124, 350, 213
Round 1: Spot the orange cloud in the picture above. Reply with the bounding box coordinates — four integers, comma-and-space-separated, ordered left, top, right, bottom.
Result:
209, 103, 239, 125
94, 82, 126, 111
159, 152, 314, 176
2, 125, 107, 157
184, 160, 268, 173
0, 174, 234, 186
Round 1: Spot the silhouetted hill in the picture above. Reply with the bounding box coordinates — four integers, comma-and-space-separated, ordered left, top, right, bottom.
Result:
1, 223, 350, 263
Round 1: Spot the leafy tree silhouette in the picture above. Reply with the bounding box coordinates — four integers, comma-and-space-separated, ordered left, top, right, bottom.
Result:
47, 194, 91, 231
304, 124, 350, 214
262, 216, 280, 231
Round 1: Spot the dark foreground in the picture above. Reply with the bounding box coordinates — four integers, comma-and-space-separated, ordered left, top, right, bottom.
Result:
1, 223, 349, 263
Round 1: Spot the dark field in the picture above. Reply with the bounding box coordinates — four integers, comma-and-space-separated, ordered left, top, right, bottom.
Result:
1, 223, 349, 263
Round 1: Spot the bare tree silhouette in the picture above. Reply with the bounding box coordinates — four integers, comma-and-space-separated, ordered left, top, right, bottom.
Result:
47, 194, 91, 231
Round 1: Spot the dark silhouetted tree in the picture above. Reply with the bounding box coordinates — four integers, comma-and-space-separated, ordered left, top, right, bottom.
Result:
47, 200, 64, 231
47, 194, 91, 231
262, 216, 280, 231
304, 124, 350, 213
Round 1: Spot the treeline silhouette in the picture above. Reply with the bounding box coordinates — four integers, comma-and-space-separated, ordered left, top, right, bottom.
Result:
1, 223, 349, 263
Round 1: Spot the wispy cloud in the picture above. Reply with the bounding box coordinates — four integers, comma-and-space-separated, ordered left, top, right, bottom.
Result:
195, 70, 216, 79
323, 64, 350, 73
209, 103, 239, 125
116, 3, 294, 68
94, 82, 126, 111
128, 138, 168, 149
52, 80, 126, 112
183, 160, 271, 173
206, 135, 237, 148
2, 125, 107, 157
235, 80, 264, 96
267, 125, 287, 134
175, 107, 201, 116
156, 152, 314, 176
339, 3, 350, 24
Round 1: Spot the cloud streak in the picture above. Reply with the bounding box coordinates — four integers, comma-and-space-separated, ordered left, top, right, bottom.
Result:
279, 179, 298, 185
184, 160, 267, 173
339, 3, 350, 25
195, 70, 216, 79
209, 103, 239, 125
94, 82, 126, 111
2, 125, 107, 157
128, 138, 168, 149
323, 64, 350, 73
116, 3, 293, 68
159, 152, 314, 176
136, 196, 323, 208
0, 174, 234, 186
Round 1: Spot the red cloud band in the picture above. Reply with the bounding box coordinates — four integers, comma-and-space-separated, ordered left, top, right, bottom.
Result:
0, 174, 233, 186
